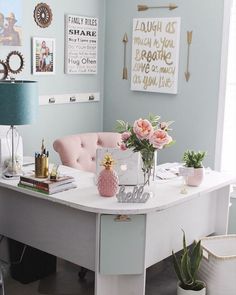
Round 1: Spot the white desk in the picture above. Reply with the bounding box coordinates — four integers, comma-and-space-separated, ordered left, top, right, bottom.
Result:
0, 166, 235, 295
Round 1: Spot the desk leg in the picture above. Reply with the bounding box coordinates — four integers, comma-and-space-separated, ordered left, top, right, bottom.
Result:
214, 185, 230, 235
95, 273, 146, 295
94, 214, 146, 295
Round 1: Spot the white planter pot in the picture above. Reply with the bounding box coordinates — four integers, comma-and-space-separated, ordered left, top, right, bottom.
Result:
177, 283, 206, 295
186, 167, 204, 187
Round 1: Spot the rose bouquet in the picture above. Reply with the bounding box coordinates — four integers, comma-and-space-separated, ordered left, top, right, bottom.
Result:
116, 114, 174, 185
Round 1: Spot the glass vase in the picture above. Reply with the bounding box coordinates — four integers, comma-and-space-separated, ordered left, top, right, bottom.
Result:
140, 150, 156, 186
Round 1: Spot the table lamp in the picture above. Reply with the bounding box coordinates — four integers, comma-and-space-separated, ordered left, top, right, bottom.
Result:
0, 80, 38, 179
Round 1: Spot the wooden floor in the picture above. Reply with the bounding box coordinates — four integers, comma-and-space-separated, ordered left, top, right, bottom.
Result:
3, 258, 178, 295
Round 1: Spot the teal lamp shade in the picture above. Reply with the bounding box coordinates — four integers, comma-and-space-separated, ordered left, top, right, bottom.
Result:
0, 81, 38, 125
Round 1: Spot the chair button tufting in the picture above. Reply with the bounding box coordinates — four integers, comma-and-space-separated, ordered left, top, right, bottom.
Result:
91, 157, 95, 161
77, 158, 80, 163
81, 143, 84, 148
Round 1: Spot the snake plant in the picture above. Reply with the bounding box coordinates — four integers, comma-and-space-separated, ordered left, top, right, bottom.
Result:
172, 231, 205, 291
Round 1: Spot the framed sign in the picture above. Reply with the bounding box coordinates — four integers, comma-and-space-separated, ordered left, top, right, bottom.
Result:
0, 0, 22, 46
131, 17, 181, 94
65, 14, 98, 74
32, 37, 56, 75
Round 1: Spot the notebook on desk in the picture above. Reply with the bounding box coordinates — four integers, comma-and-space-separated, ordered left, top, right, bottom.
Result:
96, 148, 143, 185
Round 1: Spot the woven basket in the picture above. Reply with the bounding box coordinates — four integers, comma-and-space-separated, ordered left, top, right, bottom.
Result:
198, 235, 236, 295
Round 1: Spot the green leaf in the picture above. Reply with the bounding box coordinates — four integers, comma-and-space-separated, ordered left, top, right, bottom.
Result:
115, 120, 128, 133
182, 230, 187, 252
165, 140, 176, 148
191, 241, 203, 277
181, 250, 193, 284
148, 113, 160, 127
182, 150, 206, 168
166, 120, 175, 127
172, 251, 185, 285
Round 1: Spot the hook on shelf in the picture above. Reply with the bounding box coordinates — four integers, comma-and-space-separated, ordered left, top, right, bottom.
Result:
70, 96, 76, 102
48, 97, 55, 103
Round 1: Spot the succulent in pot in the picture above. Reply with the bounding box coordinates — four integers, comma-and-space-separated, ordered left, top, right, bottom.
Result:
182, 150, 206, 186
172, 231, 206, 295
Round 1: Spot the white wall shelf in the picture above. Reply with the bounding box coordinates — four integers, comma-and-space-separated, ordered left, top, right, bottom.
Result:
39, 92, 100, 106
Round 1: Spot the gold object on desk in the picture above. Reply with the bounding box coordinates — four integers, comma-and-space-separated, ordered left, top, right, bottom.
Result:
50, 164, 59, 180
35, 156, 49, 178
35, 139, 49, 178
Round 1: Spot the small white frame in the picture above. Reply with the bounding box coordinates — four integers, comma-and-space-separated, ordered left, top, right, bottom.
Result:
32, 37, 56, 75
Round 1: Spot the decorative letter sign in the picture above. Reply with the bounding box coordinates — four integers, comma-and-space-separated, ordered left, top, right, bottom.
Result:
65, 15, 98, 74
131, 17, 181, 94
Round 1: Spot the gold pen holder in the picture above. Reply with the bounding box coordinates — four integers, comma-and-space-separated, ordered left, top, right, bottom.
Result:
35, 156, 49, 178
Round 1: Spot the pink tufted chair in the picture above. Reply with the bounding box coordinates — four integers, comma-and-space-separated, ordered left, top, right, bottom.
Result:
53, 132, 121, 173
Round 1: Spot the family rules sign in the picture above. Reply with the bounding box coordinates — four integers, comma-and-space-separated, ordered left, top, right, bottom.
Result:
65, 15, 98, 74
131, 17, 181, 94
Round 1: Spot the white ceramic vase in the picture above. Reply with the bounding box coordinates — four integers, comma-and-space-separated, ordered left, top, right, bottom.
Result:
186, 167, 204, 187
177, 283, 206, 295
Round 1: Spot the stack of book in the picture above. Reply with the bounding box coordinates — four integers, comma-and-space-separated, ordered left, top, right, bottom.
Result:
18, 175, 77, 195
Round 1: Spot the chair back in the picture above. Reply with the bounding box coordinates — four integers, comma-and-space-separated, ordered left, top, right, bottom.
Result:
53, 132, 121, 173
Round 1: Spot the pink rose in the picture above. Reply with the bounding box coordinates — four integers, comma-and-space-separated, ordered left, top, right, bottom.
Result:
150, 129, 172, 149
133, 119, 153, 140
120, 143, 127, 151
121, 131, 131, 142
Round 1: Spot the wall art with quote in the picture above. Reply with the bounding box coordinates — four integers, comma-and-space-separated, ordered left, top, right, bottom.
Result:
65, 14, 98, 74
131, 17, 181, 94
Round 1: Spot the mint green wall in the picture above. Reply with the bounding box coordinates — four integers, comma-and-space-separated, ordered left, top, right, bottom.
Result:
1, 0, 225, 166
0, 0, 105, 163
103, 0, 224, 167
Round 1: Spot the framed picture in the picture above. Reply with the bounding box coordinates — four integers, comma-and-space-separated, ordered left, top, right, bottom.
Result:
32, 37, 55, 75
65, 15, 98, 74
0, 0, 22, 46
131, 17, 181, 94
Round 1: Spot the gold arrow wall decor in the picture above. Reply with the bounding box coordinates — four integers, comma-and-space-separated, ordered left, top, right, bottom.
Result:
122, 33, 128, 80
185, 31, 193, 82
137, 4, 178, 11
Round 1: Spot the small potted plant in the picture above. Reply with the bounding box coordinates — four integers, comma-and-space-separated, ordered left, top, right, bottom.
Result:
172, 231, 206, 295
182, 150, 206, 186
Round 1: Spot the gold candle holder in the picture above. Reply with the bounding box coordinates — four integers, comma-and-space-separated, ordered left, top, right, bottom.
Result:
35, 156, 49, 178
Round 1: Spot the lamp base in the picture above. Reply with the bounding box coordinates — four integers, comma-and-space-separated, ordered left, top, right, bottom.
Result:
2, 159, 23, 180
2, 174, 20, 180
1, 125, 23, 180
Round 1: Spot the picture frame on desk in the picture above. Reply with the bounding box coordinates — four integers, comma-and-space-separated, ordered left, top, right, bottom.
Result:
32, 37, 56, 75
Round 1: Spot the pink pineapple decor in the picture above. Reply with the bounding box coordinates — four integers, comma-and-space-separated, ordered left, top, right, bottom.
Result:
97, 154, 119, 197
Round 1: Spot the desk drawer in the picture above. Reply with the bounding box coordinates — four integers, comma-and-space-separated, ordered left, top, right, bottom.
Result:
100, 214, 146, 275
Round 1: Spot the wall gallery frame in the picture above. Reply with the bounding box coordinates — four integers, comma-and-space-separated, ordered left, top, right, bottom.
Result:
65, 14, 98, 74
32, 37, 55, 75
0, 0, 22, 46
131, 17, 181, 94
